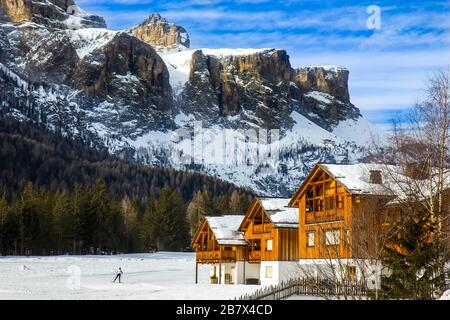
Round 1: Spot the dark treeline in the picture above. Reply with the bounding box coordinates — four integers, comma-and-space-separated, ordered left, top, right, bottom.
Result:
0, 117, 252, 201
0, 117, 253, 255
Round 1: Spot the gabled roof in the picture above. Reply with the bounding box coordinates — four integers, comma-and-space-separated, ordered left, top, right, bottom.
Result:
204, 215, 247, 246
320, 163, 394, 195
240, 198, 299, 230
258, 198, 299, 228
289, 163, 450, 206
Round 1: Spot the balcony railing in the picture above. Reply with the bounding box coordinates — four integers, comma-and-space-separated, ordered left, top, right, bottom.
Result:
253, 224, 273, 234
248, 250, 261, 261
305, 209, 344, 224
196, 250, 236, 262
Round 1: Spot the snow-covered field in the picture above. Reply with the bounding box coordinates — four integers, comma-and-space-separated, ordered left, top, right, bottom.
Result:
0, 252, 259, 300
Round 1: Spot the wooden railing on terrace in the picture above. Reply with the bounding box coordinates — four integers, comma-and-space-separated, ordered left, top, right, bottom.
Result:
305, 209, 344, 224
196, 250, 236, 262
252, 224, 273, 234
248, 250, 261, 261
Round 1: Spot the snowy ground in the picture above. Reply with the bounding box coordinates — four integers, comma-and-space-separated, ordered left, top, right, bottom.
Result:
0, 252, 260, 300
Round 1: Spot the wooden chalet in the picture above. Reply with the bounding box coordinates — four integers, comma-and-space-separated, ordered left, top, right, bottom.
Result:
289, 163, 394, 261
238, 198, 299, 285
191, 163, 450, 287
191, 215, 247, 284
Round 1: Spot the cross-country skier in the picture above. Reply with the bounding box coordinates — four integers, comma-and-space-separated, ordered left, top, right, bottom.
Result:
113, 267, 123, 283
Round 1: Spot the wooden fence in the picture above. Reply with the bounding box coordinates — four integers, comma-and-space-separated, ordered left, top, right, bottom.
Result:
236, 278, 368, 300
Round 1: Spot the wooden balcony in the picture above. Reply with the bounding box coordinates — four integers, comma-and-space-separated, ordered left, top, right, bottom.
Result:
196, 250, 236, 263
252, 224, 273, 234
305, 209, 344, 224
248, 250, 261, 261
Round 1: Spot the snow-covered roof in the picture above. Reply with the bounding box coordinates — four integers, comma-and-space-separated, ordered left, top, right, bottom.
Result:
205, 215, 247, 246
320, 163, 394, 196
259, 198, 298, 228
318, 163, 450, 199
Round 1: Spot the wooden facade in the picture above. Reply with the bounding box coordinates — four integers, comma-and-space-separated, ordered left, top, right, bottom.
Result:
238, 199, 299, 262
289, 164, 393, 260
191, 163, 450, 286
191, 218, 245, 264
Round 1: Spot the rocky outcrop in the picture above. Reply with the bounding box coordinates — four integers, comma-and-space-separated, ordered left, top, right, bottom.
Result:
180, 49, 294, 129
0, 0, 106, 29
21, 29, 172, 107
25, 31, 78, 84
130, 13, 189, 52
177, 48, 359, 131
74, 32, 172, 110
294, 66, 350, 103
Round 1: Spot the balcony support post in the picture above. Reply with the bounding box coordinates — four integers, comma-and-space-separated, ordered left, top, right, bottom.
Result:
195, 262, 198, 284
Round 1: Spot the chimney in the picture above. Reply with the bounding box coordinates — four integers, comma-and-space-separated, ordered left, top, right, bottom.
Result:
369, 170, 382, 184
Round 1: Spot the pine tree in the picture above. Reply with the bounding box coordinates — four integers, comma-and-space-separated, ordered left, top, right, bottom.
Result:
140, 196, 157, 251
380, 208, 445, 299
16, 182, 40, 255
186, 191, 205, 237
229, 190, 250, 214
122, 197, 140, 252
71, 183, 88, 254
52, 191, 72, 254
0, 192, 8, 255
229, 190, 241, 214
215, 194, 230, 214
156, 187, 189, 251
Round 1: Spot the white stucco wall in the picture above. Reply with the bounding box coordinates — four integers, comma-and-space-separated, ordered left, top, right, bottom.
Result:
209, 263, 237, 284
297, 259, 382, 290
260, 261, 299, 286
235, 261, 245, 284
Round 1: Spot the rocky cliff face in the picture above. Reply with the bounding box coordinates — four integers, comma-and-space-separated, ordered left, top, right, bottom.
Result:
295, 66, 350, 103
0, 2, 174, 146
168, 48, 360, 132
0, 0, 106, 29
180, 49, 293, 129
130, 13, 189, 52
0, 5, 382, 196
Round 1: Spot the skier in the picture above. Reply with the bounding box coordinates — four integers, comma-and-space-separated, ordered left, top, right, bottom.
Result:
113, 267, 123, 283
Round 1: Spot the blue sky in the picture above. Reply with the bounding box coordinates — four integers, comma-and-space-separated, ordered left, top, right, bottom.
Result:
77, 0, 450, 129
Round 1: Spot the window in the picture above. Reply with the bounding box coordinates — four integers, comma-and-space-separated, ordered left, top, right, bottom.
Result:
266, 239, 273, 251
307, 231, 315, 247
337, 195, 344, 209
325, 196, 336, 210
252, 240, 261, 250
324, 229, 340, 246
265, 266, 273, 278
344, 229, 350, 247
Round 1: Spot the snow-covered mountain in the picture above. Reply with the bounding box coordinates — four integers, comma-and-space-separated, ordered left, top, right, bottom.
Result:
0, 1, 384, 196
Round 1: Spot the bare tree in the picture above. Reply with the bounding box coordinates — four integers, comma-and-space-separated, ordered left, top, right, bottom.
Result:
296, 70, 450, 300
378, 70, 450, 298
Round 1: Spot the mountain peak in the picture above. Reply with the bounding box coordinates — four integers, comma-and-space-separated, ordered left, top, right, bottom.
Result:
145, 12, 163, 23
130, 13, 190, 52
